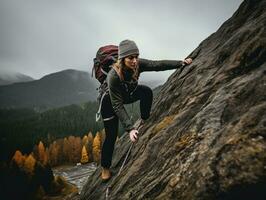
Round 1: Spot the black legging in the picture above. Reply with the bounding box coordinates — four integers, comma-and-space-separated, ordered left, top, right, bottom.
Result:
100, 84, 153, 168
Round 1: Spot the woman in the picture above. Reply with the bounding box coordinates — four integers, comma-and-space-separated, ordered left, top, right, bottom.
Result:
100, 39, 192, 181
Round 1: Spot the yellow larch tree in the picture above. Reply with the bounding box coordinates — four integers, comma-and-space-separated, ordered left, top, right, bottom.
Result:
82, 135, 88, 146
88, 131, 93, 141
74, 137, 82, 163
63, 137, 70, 163
92, 132, 101, 163
87, 132, 94, 162
23, 153, 36, 176
68, 136, 76, 162
100, 129, 106, 147
12, 150, 26, 168
38, 141, 46, 165
49, 141, 59, 166
80, 145, 89, 164
45, 147, 50, 165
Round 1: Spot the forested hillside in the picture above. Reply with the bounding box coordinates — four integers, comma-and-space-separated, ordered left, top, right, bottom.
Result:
0, 101, 102, 161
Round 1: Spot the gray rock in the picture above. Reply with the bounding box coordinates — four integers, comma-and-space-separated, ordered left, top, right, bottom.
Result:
80, 0, 266, 199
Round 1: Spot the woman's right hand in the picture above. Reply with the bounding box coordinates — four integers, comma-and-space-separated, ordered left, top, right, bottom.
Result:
129, 129, 138, 142
183, 58, 193, 65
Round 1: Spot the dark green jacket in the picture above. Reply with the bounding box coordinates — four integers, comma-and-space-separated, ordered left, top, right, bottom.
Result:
107, 58, 184, 131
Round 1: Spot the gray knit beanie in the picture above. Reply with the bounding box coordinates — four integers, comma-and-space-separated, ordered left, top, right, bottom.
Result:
118, 39, 139, 59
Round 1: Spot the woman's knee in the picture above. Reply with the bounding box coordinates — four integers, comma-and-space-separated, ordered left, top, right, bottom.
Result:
138, 85, 153, 99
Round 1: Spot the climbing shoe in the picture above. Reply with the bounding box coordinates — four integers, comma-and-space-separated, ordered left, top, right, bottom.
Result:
101, 168, 112, 182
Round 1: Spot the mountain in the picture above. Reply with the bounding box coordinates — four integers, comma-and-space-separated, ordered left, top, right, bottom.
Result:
80, 0, 266, 199
139, 79, 162, 89
0, 69, 99, 110
0, 71, 34, 85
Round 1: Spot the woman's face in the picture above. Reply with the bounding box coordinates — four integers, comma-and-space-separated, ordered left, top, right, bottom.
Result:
124, 54, 139, 70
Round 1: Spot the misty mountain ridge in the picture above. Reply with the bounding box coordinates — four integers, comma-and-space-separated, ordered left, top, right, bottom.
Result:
0, 69, 99, 110
0, 70, 34, 86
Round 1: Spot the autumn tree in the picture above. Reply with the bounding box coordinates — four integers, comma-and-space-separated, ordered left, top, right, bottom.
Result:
74, 137, 82, 163
92, 132, 101, 163
101, 129, 106, 147
8, 152, 28, 199
49, 141, 59, 166
68, 136, 75, 163
80, 145, 89, 164
23, 153, 36, 176
67, 136, 82, 163
82, 135, 88, 145
63, 137, 70, 163
12, 150, 26, 168
32, 144, 39, 160
55, 138, 64, 164
87, 132, 94, 162
88, 131, 93, 141
38, 141, 47, 165
45, 147, 50, 165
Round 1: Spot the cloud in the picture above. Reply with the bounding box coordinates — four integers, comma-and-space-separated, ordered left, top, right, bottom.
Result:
0, 0, 243, 82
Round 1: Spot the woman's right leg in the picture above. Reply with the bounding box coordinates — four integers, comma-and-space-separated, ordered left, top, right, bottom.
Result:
100, 94, 119, 169
101, 116, 119, 168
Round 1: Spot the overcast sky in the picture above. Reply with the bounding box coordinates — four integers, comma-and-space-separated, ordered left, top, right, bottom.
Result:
0, 0, 243, 82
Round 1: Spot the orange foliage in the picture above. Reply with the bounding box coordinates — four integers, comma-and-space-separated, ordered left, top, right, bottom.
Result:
100, 129, 106, 147
23, 153, 36, 175
49, 141, 59, 166
82, 135, 88, 146
92, 132, 101, 163
12, 150, 26, 168
87, 132, 94, 162
63, 137, 70, 163
80, 145, 89, 164
38, 141, 47, 165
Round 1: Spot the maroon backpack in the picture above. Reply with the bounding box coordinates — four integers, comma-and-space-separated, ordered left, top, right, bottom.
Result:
92, 45, 118, 84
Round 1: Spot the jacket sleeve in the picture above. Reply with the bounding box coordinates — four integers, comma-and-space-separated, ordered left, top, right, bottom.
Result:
139, 58, 184, 72
107, 74, 134, 132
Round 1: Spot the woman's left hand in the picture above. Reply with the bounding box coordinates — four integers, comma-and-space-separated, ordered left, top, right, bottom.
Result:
183, 58, 193, 65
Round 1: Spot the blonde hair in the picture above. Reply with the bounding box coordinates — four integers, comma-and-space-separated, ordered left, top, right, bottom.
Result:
113, 59, 139, 81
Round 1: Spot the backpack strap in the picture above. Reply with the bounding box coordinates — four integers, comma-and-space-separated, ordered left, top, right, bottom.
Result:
92, 58, 99, 78
95, 81, 109, 122
101, 68, 109, 76
95, 90, 106, 122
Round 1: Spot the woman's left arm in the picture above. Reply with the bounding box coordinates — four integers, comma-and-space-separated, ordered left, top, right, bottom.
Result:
139, 58, 192, 72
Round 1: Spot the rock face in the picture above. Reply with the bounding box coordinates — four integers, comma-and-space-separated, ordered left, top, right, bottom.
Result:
80, 0, 266, 199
